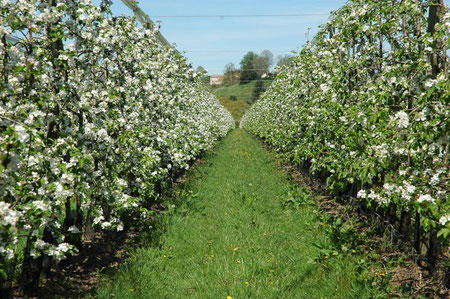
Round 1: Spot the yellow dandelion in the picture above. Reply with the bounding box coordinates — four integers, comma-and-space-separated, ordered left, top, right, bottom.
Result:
245, 281, 249, 285
227, 296, 232, 299
236, 260, 241, 264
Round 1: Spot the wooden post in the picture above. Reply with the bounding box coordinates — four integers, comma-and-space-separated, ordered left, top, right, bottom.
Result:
436, 0, 447, 77
414, 213, 421, 252
0, 16, 7, 87
379, 22, 383, 72
399, 209, 410, 236
427, 0, 443, 78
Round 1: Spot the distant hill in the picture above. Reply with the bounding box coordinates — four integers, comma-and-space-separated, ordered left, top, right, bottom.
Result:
210, 79, 272, 104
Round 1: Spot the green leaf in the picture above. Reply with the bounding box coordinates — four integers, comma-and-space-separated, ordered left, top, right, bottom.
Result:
13, 65, 26, 73
0, 268, 7, 280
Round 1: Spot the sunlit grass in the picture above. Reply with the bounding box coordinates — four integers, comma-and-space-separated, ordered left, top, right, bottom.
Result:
94, 130, 383, 298
217, 96, 250, 121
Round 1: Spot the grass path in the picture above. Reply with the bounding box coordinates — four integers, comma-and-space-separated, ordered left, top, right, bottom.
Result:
95, 130, 374, 298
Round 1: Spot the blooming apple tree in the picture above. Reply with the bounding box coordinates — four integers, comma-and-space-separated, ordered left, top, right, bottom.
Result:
242, 0, 449, 257
0, 0, 234, 289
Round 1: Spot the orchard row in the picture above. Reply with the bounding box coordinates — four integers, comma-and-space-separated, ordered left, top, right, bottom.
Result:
0, 0, 234, 290
242, 0, 449, 258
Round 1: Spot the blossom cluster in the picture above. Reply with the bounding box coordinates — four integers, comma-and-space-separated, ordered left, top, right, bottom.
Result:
0, 0, 233, 282
242, 0, 449, 247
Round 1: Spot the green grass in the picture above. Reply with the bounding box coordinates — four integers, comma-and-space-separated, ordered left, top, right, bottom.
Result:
217, 96, 250, 121
94, 130, 384, 298
211, 80, 272, 104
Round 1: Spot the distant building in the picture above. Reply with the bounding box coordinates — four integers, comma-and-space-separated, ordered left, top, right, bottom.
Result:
262, 72, 275, 79
210, 75, 224, 85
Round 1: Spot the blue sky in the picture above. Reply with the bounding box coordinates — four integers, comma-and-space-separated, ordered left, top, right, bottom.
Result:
97, 0, 348, 74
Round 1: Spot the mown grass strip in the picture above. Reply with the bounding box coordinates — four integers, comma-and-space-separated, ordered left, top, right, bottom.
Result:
217, 96, 250, 121
94, 129, 384, 298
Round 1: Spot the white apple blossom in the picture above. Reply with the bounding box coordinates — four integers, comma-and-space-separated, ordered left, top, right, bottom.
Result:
357, 189, 367, 199
439, 215, 450, 226
417, 194, 435, 203
32, 201, 49, 211
394, 111, 409, 128
0, 202, 19, 226
0, 247, 14, 260
35, 240, 48, 250
68, 226, 80, 234
14, 125, 29, 143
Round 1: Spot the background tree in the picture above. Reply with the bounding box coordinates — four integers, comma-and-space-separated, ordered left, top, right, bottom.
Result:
240, 51, 258, 84
196, 66, 206, 73
252, 56, 270, 78
276, 54, 294, 68
260, 50, 274, 69
223, 62, 238, 84
250, 50, 274, 78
